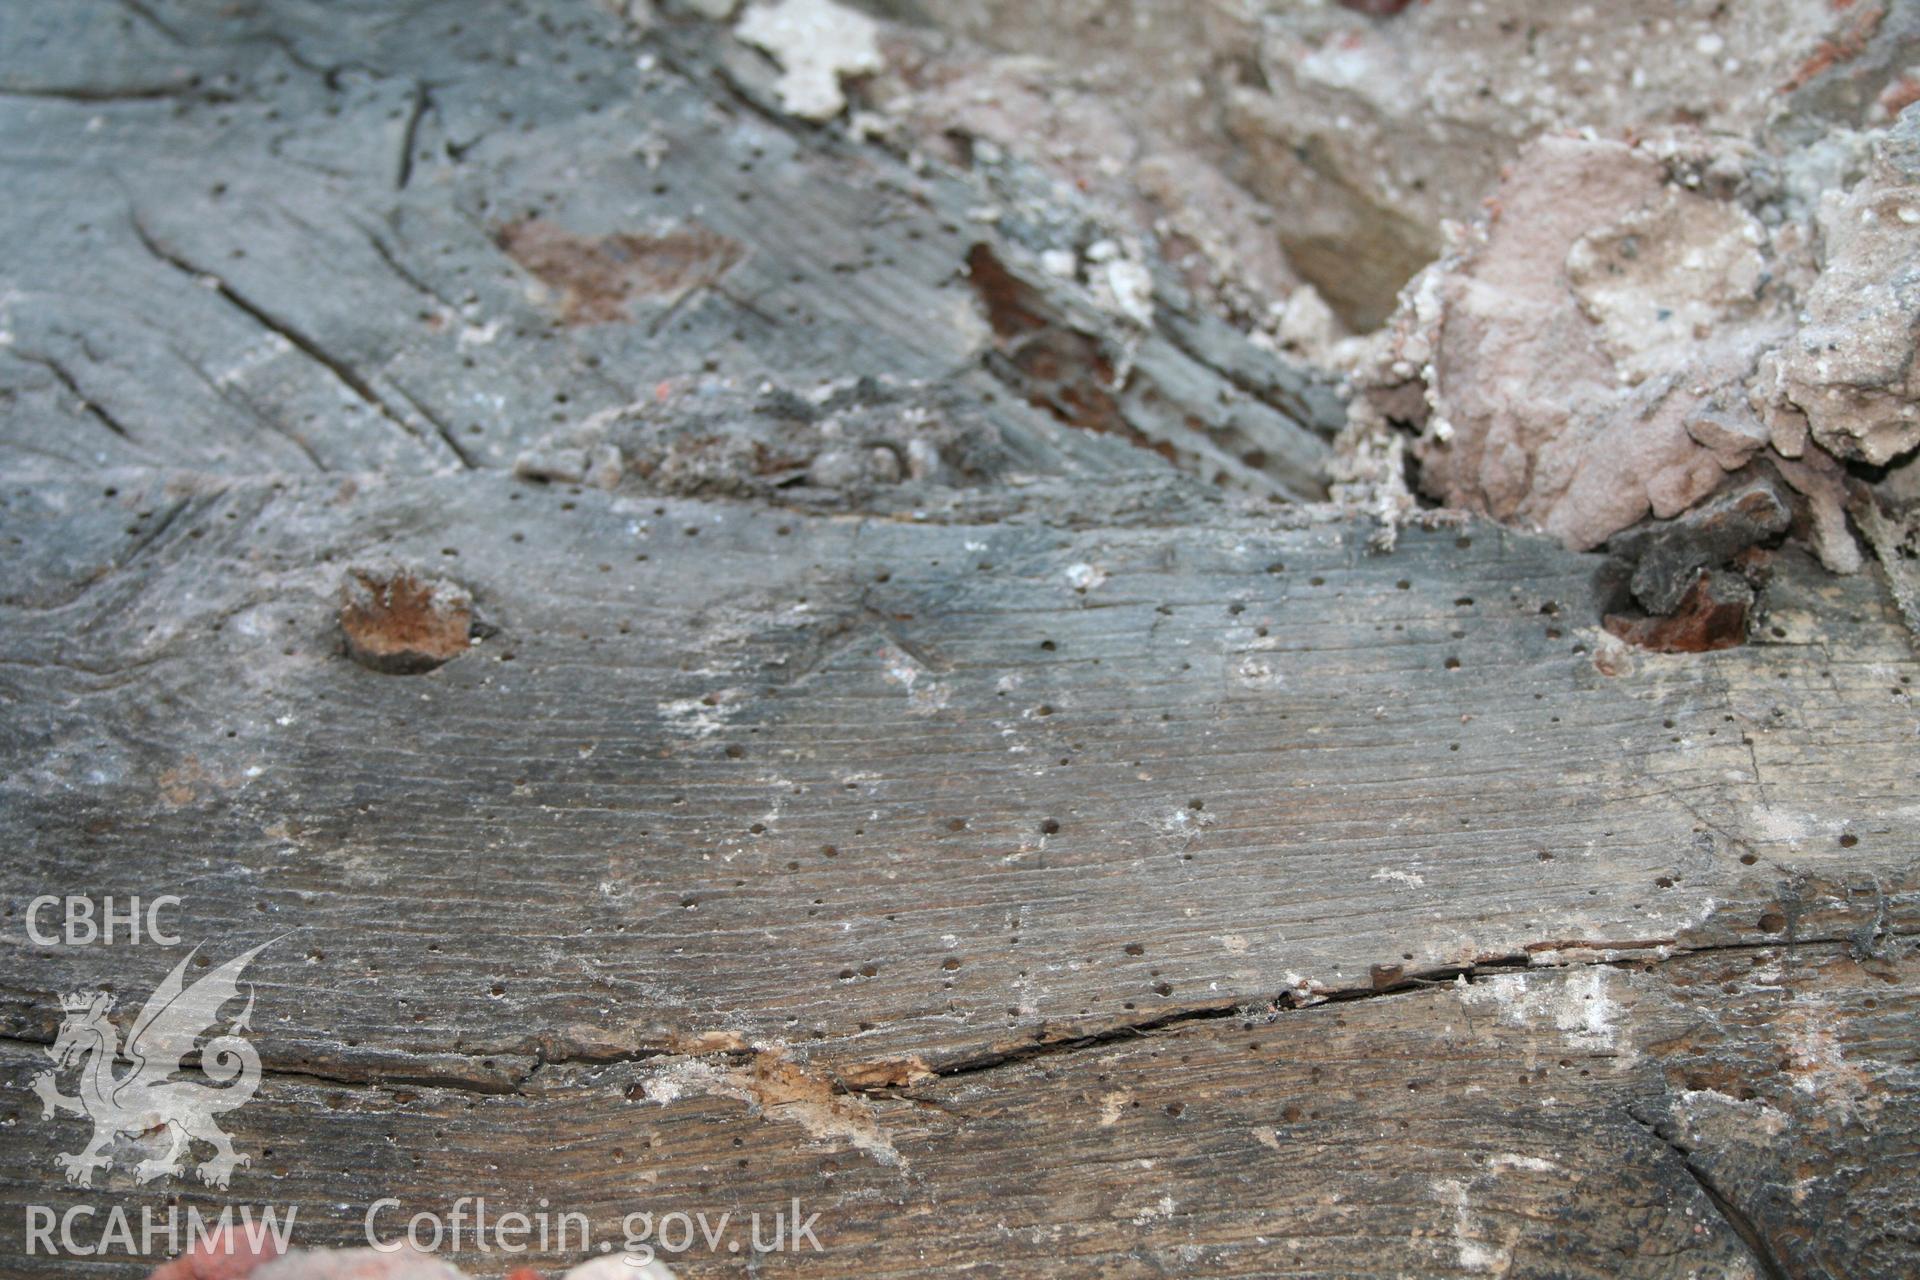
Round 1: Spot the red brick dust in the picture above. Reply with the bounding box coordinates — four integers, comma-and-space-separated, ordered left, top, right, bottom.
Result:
963, 243, 1175, 462
495, 219, 745, 325
147, 1227, 284, 1279
1781, 2, 1886, 93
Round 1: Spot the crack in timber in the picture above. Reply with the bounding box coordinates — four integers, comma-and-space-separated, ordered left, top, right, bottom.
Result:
13, 929, 1891, 1107
1625, 1105, 1793, 1280
126, 213, 439, 461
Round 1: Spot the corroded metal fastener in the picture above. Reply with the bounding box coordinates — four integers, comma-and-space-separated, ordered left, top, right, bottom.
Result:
339, 569, 474, 675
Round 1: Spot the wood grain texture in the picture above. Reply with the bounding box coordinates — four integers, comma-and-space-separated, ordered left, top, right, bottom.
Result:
0, 0, 1333, 494
1, 472, 1915, 1276
3, 473, 1915, 1072
1, 1, 1916, 1277
4, 945, 1913, 1276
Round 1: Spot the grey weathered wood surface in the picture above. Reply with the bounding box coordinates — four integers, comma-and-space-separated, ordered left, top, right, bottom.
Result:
4, 943, 1914, 1277
0, 1, 1916, 1277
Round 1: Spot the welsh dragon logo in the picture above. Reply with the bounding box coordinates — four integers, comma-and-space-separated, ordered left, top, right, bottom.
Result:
30, 941, 272, 1189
